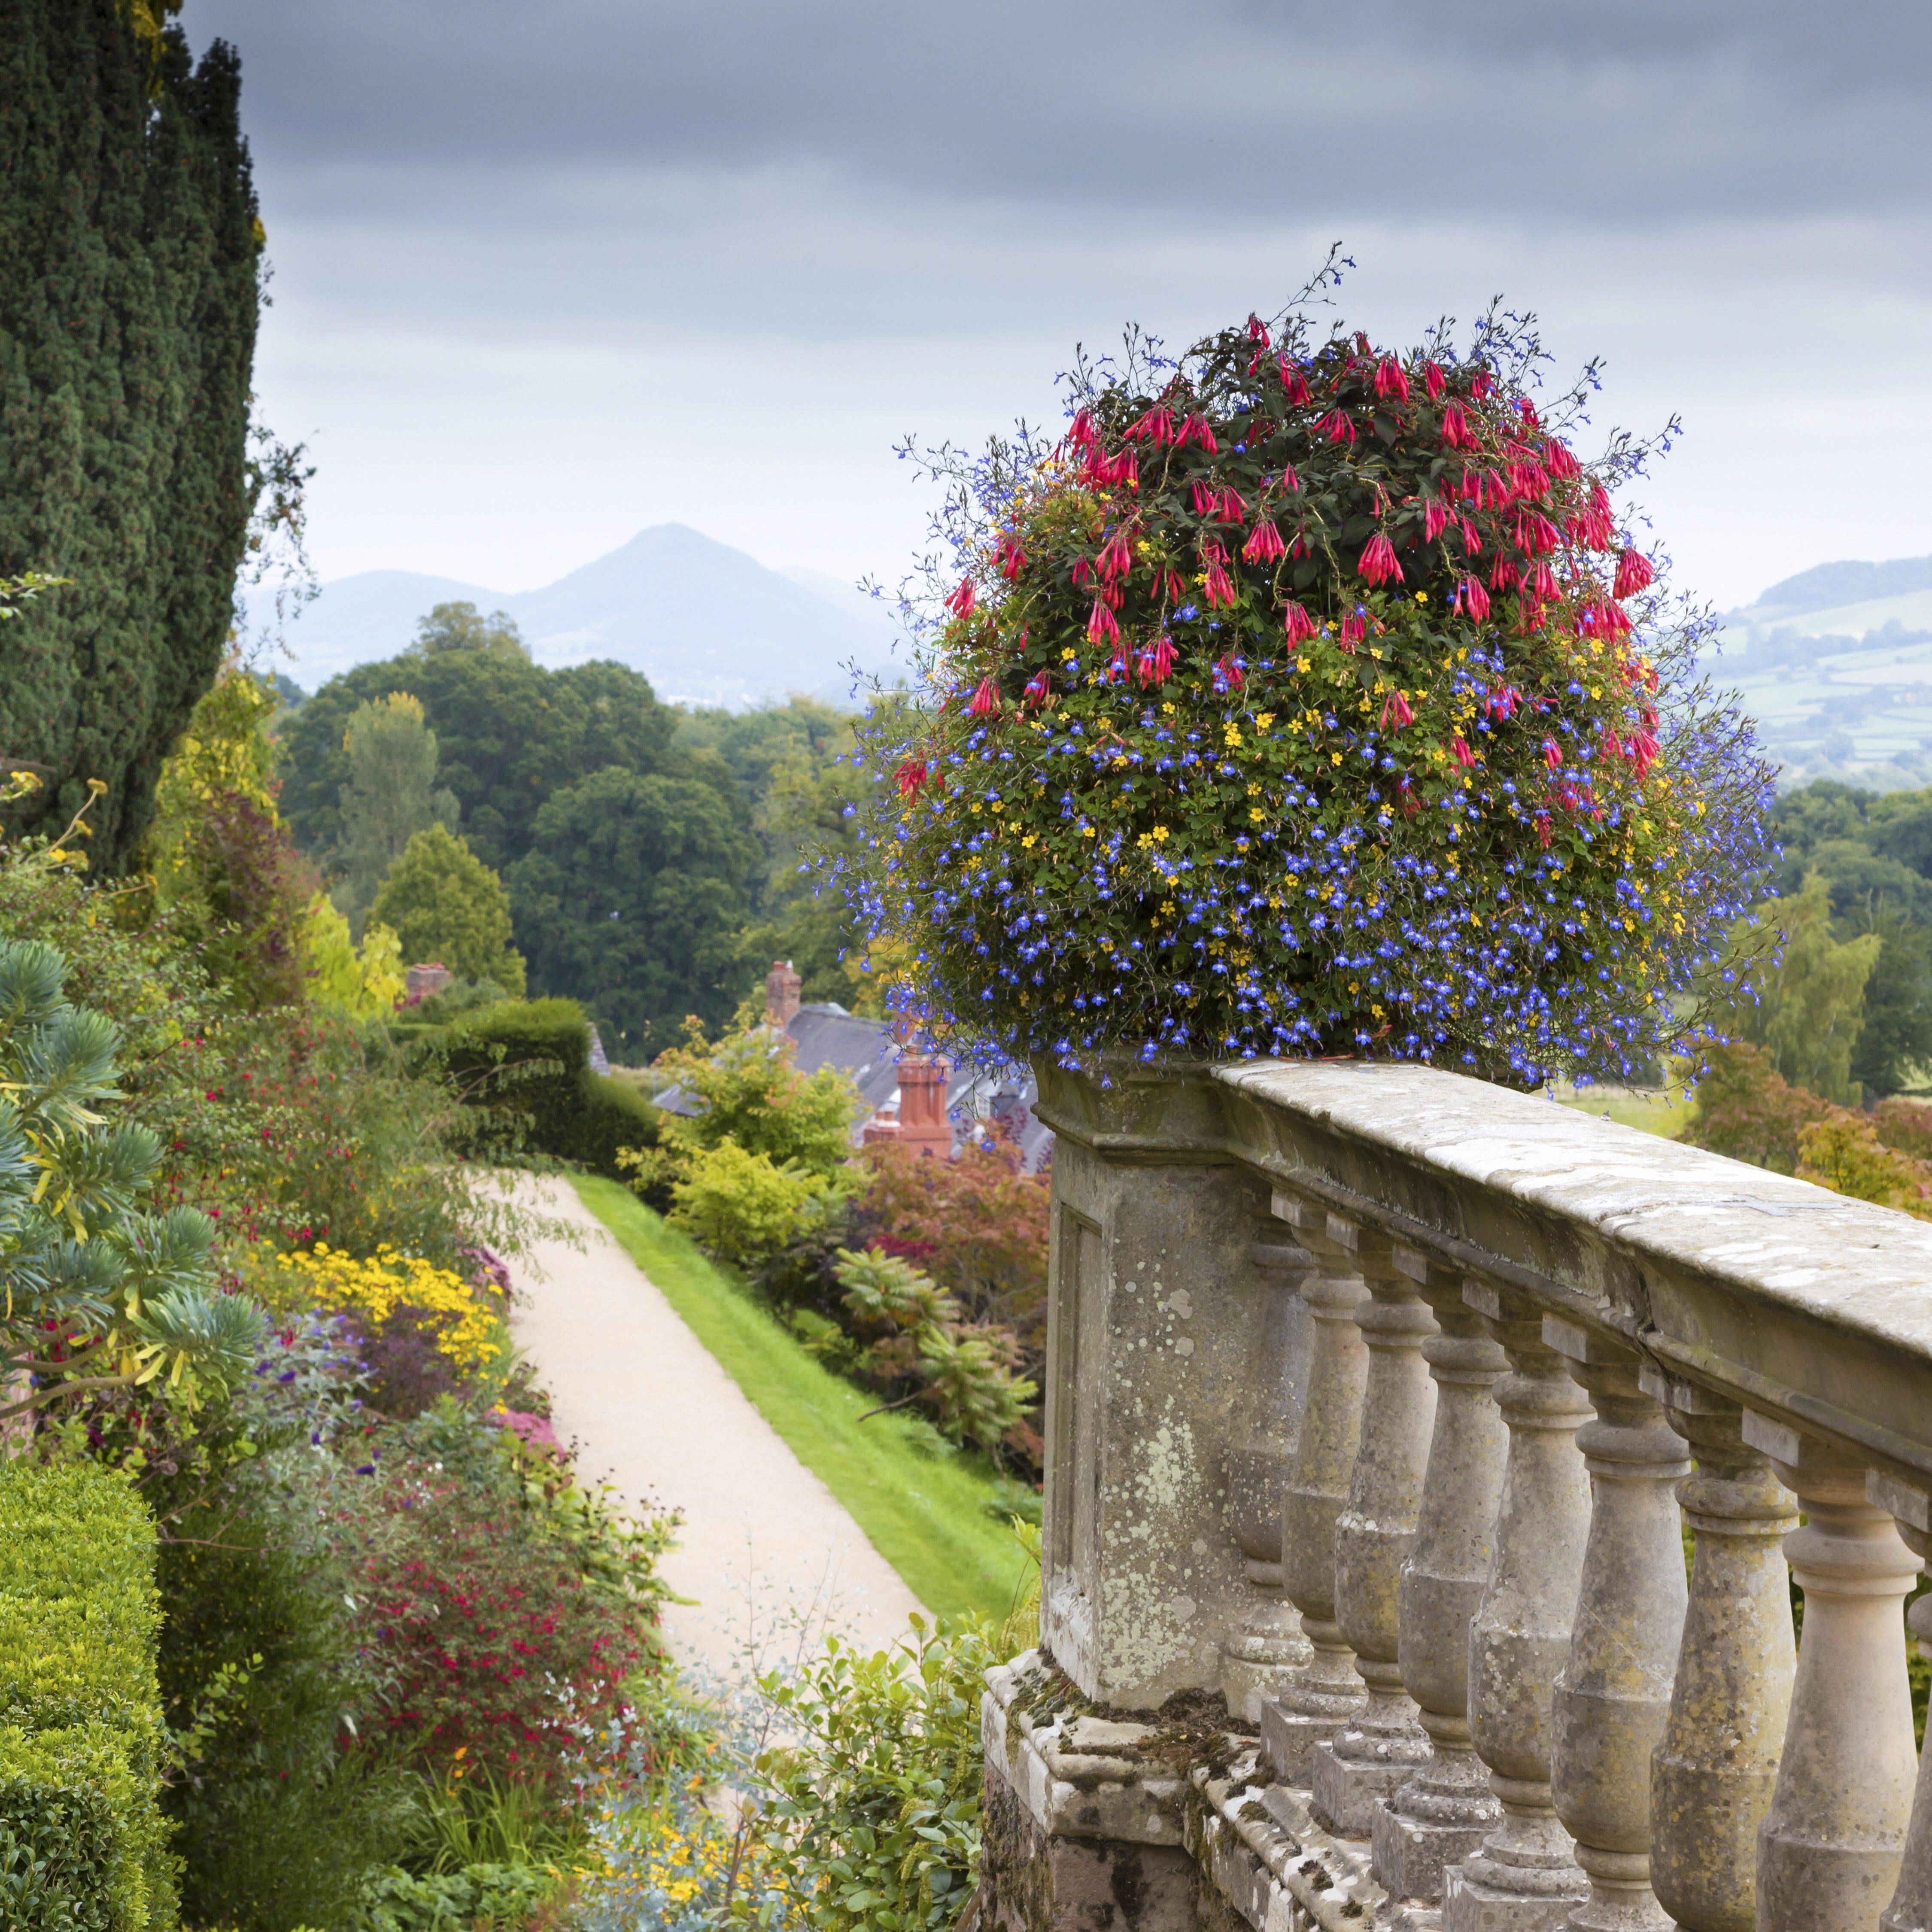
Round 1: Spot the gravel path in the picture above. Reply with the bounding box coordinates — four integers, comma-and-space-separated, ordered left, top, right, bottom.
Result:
504, 1178, 924, 1682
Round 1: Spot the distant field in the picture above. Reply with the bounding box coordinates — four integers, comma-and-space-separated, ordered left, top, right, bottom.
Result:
1555, 1083, 1691, 1139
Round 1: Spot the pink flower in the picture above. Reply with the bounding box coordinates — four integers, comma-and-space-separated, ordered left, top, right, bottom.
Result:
1358, 533, 1403, 585
1471, 370, 1494, 400
1457, 575, 1491, 621
1440, 400, 1473, 450
1282, 601, 1317, 644
1542, 738, 1563, 770
1087, 598, 1120, 644
1316, 408, 1356, 446
1070, 556, 1091, 589
1276, 462, 1301, 493
1628, 728, 1660, 777
1424, 500, 1450, 542
1459, 516, 1483, 555
1516, 509, 1561, 557
1190, 480, 1215, 516
1136, 636, 1176, 687
1098, 529, 1134, 581
1518, 398, 1541, 431
1216, 486, 1249, 524
1373, 356, 1411, 403
1179, 413, 1218, 453
1543, 438, 1581, 481
1380, 690, 1414, 731
1489, 555, 1521, 593
1214, 652, 1244, 691
967, 679, 999, 718
1450, 735, 1478, 769
1339, 612, 1366, 652
1203, 561, 1237, 608
1529, 559, 1559, 602
1247, 313, 1270, 344
1601, 726, 1625, 763
1126, 406, 1175, 445
997, 532, 1027, 581
1423, 361, 1447, 402
894, 758, 929, 799
1614, 547, 1655, 599
1242, 519, 1285, 564
1279, 360, 1312, 405
944, 580, 977, 619
1067, 408, 1098, 453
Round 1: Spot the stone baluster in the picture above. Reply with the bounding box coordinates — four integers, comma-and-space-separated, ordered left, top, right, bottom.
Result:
1543, 1321, 1690, 1931
1742, 1413, 1922, 1932
1372, 1247, 1510, 1904
1310, 1215, 1440, 1838
1640, 1369, 1797, 1932
1221, 1230, 1315, 1722
1260, 1192, 1371, 1786
1868, 1471, 1932, 1932
1443, 1282, 1592, 1932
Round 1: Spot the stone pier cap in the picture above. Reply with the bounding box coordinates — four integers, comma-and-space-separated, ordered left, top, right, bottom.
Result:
1036, 1054, 1932, 1499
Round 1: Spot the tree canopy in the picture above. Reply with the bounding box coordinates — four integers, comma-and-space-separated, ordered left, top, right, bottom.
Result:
0, 0, 261, 867
408, 601, 528, 662
370, 824, 526, 994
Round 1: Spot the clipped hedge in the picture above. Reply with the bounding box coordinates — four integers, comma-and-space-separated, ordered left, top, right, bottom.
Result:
440, 997, 660, 1177
0, 1462, 173, 1932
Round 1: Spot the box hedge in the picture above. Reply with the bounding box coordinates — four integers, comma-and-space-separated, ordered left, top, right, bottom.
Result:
0, 1462, 173, 1932
437, 997, 660, 1177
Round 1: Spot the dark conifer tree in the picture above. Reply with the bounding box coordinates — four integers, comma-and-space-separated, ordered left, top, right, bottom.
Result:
0, 0, 261, 868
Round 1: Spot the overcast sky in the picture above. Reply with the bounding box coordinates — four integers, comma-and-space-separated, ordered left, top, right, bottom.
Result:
191, 0, 1932, 613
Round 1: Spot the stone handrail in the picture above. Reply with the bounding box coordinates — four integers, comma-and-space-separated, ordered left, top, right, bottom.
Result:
979, 1058, 1931, 1932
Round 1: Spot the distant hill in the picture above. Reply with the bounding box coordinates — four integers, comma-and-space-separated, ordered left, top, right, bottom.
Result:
1733, 555, 1932, 625
251, 525, 910, 708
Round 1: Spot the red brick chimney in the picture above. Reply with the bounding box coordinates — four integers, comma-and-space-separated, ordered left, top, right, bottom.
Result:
764, 958, 802, 1029
894, 1049, 953, 1160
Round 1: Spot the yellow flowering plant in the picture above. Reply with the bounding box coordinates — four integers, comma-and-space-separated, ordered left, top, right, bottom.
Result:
272, 1242, 505, 1375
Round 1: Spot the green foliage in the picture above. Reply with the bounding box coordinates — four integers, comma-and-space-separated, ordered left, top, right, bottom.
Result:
439, 997, 662, 1177
738, 1619, 990, 1932
406, 601, 529, 663
507, 765, 753, 1051
0, 0, 261, 868
668, 1142, 853, 1268
333, 694, 462, 938
370, 825, 526, 995
0, 933, 263, 1417
357, 1859, 559, 1932
1716, 874, 1881, 1106
0, 1461, 173, 1932
833, 1248, 1036, 1453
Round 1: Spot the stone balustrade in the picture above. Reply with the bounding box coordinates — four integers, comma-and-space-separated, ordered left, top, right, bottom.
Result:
982, 1058, 1932, 1932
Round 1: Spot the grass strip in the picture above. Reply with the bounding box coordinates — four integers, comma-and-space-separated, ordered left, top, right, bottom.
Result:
571, 1175, 1034, 1628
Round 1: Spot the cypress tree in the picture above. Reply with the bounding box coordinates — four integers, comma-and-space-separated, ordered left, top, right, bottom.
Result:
0, 0, 261, 869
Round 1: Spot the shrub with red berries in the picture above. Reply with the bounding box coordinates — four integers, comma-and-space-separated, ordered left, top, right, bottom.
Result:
844, 294, 1774, 1081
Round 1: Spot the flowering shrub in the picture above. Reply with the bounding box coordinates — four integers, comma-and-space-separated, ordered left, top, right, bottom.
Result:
272, 1242, 505, 1376
849, 294, 1774, 1081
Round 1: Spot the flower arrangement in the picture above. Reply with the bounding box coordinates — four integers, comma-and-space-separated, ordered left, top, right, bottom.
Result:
845, 288, 1774, 1082
273, 1242, 504, 1374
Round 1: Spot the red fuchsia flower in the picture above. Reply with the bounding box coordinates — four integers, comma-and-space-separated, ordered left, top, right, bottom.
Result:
1470, 370, 1494, 400
1518, 398, 1540, 430
1628, 728, 1660, 776
1456, 574, 1492, 621
1339, 612, 1366, 652
1316, 408, 1357, 446
944, 579, 977, 619
1380, 690, 1415, 730
1451, 734, 1478, 769
1136, 635, 1176, 687
1070, 555, 1092, 588
1358, 533, 1403, 585
1601, 725, 1625, 763
894, 758, 929, 799
1067, 408, 1098, 453
1087, 598, 1120, 644
1279, 359, 1312, 405
1460, 516, 1483, 554
1178, 412, 1218, 453
1214, 651, 1245, 691
1282, 600, 1318, 644
1242, 519, 1286, 564
1248, 313, 1270, 344
1487, 684, 1520, 719
1510, 457, 1551, 499
1190, 479, 1215, 516
1023, 669, 1051, 708
1098, 529, 1134, 581
996, 532, 1027, 581
1424, 360, 1447, 402
1516, 509, 1561, 556
1489, 554, 1521, 593
1275, 462, 1301, 493
1159, 566, 1187, 604
1374, 356, 1411, 403
1573, 483, 1615, 550
1542, 738, 1564, 770
1543, 438, 1581, 481
1109, 637, 1130, 681
1095, 448, 1139, 489
1424, 500, 1451, 542
1203, 560, 1237, 608
1126, 405, 1175, 445
1529, 559, 1559, 602
1440, 400, 1474, 450
1399, 777, 1420, 820
1535, 812, 1554, 848
1614, 546, 1655, 599
1216, 485, 1249, 524
1100, 581, 1124, 611
967, 678, 999, 718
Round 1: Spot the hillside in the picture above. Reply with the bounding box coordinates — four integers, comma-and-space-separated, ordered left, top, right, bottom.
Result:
1704, 555, 1932, 791
254, 525, 909, 709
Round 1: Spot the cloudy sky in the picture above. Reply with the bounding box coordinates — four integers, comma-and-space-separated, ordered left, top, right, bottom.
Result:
191, 0, 1931, 613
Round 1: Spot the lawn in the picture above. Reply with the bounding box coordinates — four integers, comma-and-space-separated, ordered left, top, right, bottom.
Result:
1555, 1082, 1693, 1139
571, 1175, 1036, 1628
